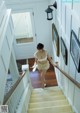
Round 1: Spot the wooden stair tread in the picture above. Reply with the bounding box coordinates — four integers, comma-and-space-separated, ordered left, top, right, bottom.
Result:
29, 100, 69, 108
28, 86, 75, 113
32, 86, 61, 92
31, 91, 63, 98
30, 93, 65, 99
30, 95, 66, 103
28, 105, 73, 113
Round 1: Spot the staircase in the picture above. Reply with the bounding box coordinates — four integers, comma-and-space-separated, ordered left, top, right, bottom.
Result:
28, 86, 75, 113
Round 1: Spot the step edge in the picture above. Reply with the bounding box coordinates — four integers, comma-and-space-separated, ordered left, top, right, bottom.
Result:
28, 105, 72, 111
29, 99, 68, 105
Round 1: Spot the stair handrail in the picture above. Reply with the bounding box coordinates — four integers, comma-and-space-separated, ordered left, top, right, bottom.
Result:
3, 72, 25, 104
55, 65, 80, 89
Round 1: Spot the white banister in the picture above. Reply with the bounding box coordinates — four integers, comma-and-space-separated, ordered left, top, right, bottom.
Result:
4, 68, 32, 113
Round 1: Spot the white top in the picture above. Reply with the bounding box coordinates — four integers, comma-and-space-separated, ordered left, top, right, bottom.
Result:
38, 56, 47, 62
34, 50, 48, 62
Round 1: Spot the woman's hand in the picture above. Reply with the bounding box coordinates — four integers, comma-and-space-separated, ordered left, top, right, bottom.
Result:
53, 62, 58, 67
30, 62, 38, 72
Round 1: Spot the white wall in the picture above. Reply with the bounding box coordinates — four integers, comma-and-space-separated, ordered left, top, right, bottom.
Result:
5, 0, 53, 59
0, 1, 19, 103
50, 0, 80, 113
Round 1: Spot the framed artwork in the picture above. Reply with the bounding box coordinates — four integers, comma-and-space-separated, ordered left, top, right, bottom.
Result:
52, 23, 59, 57
78, 27, 80, 42
70, 30, 80, 72
61, 37, 68, 65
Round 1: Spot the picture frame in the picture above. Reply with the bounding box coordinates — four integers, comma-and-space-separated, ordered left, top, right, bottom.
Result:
78, 27, 80, 42
61, 37, 68, 65
52, 23, 59, 57
70, 30, 80, 72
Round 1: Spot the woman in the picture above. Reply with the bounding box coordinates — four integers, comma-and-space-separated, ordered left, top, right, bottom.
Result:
34, 43, 57, 88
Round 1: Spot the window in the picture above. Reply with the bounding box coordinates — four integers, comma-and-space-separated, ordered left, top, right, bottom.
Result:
12, 12, 33, 43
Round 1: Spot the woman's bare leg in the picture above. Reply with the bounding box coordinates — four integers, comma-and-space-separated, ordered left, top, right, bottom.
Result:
42, 70, 46, 85
39, 70, 47, 88
39, 70, 44, 88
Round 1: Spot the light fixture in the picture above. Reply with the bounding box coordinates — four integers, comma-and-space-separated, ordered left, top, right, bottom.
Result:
45, 1, 57, 20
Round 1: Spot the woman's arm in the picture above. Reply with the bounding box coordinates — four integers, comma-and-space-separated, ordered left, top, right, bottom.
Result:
47, 54, 58, 67
34, 58, 38, 64
30, 58, 38, 72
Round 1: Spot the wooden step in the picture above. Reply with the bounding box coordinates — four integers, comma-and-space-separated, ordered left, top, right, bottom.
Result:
31, 90, 63, 98
32, 86, 61, 93
31, 92, 64, 99
58, 112, 74, 113
29, 100, 69, 109
59, 112, 74, 113
28, 105, 73, 113
30, 95, 66, 103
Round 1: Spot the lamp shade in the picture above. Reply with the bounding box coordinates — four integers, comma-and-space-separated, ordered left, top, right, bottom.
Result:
45, 7, 53, 20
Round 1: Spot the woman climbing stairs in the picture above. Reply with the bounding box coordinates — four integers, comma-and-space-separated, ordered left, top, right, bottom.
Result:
28, 86, 75, 113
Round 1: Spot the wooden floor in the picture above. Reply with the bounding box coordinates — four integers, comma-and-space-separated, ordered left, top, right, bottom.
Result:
30, 70, 58, 88
29, 58, 58, 88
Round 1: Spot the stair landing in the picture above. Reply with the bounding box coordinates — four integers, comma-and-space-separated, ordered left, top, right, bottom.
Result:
28, 58, 58, 88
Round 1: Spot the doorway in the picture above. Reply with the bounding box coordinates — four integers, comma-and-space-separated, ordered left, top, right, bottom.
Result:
11, 10, 36, 58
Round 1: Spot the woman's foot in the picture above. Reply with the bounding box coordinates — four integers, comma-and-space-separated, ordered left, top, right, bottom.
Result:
42, 83, 47, 88
44, 83, 47, 87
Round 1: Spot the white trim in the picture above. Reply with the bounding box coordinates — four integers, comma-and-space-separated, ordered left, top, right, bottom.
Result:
17, 84, 32, 113
68, 97, 79, 113
73, 106, 79, 113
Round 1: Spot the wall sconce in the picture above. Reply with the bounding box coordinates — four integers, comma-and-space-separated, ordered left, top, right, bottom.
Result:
45, 1, 57, 20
